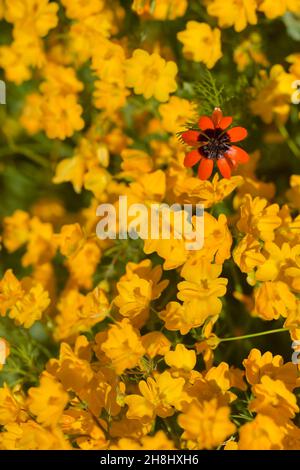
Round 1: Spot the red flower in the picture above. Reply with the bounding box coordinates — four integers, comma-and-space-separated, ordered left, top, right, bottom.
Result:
181, 107, 249, 180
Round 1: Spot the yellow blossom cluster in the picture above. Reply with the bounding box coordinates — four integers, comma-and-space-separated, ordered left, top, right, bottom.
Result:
0, 0, 300, 452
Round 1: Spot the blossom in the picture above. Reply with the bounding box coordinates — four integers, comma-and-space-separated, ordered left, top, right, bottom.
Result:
178, 399, 236, 449
237, 195, 281, 242
132, 0, 187, 20
177, 22, 222, 69
125, 371, 187, 421
164, 344, 197, 372
111, 431, 176, 450
141, 332, 171, 359
181, 107, 249, 180
207, 0, 258, 32
234, 33, 269, 72
0, 270, 50, 328
28, 373, 69, 427
101, 319, 145, 374
178, 258, 228, 319
42, 94, 84, 140
250, 65, 295, 123
159, 301, 213, 335
250, 376, 299, 422
5, 0, 58, 37
114, 260, 168, 326
257, 0, 300, 19
238, 414, 285, 450
243, 349, 299, 390
0, 384, 26, 426
0, 421, 69, 450
159, 97, 197, 134
125, 49, 178, 102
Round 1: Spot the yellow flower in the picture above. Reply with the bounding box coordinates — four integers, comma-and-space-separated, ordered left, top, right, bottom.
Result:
54, 286, 109, 341
243, 348, 299, 390
0, 270, 50, 328
132, 0, 187, 20
125, 49, 178, 102
9, 281, 50, 328
257, 0, 300, 19
0, 270, 24, 317
178, 398, 236, 449
54, 223, 86, 258
115, 260, 168, 327
49, 338, 94, 393
21, 217, 55, 267
177, 22, 222, 68
114, 275, 153, 326
2, 210, 30, 252
165, 344, 197, 372
0, 37, 42, 84
120, 149, 153, 178
5, 0, 58, 37
91, 39, 126, 81
253, 281, 296, 320
125, 371, 187, 421
40, 63, 84, 96
171, 172, 243, 209
237, 194, 281, 242
101, 319, 145, 374
178, 258, 228, 318
66, 240, 102, 289
233, 234, 265, 274
42, 94, 84, 140
250, 65, 295, 123
129, 169, 166, 203
28, 372, 68, 427
250, 376, 299, 422
193, 212, 232, 264
61, 0, 104, 20
238, 414, 285, 450
160, 301, 218, 335
234, 32, 269, 72
143, 211, 189, 270
61, 409, 108, 450
207, 0, 257, 32
141, 332, 171, 359
255, 242, 292, 282
159, 96, 197, 134
111, 430, 176, 450
188, 362, 236, 405
0, 421, 69, 450
0, 384, 26, 426
94, 80, 130, 114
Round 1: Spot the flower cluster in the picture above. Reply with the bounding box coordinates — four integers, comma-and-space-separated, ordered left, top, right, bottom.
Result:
0, 0, 300, 451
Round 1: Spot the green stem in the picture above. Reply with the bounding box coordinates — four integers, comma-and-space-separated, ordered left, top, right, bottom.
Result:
0, 144, 51, 168
219, 327, 289, 343
277, 124, 300, 159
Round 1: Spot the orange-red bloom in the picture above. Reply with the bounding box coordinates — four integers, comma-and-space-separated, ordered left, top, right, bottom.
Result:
181, 107, 249, 180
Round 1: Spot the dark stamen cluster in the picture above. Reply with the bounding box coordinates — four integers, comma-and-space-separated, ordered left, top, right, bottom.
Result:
198, 128, 231, 160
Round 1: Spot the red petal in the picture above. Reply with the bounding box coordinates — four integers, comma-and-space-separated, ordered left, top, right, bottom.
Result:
226, 145, 249, 163
184, 150, 201, 168
217, 158, 232, 179
219, 116, 233, 130
227, 127, 248, 142
198, 116, 214, 131
198, 158, 214, 180
181, 130, 200, 146
212, 107, 223, 127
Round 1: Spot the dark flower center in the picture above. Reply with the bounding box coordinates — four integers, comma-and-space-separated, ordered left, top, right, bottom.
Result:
198, 128, 231, 160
